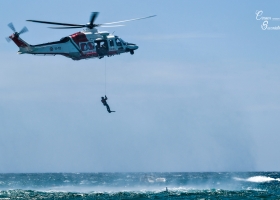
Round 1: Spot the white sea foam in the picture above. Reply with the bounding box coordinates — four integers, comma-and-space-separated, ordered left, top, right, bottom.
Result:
234, 176, 280, 183
155, 178, 166, 182
34, 185, 205, 194
146, 176, 166, 183
147, 178, 154, 183
245, 187, 266, 192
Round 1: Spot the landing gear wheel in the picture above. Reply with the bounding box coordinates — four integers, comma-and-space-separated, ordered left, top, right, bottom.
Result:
130, 50, 134, 55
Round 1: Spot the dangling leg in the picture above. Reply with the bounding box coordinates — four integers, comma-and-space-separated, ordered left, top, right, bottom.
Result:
106, 104, 115, 113
106, 105, 111, 113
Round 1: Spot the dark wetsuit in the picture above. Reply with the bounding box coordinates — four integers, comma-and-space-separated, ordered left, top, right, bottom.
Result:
101, 96, 115, 113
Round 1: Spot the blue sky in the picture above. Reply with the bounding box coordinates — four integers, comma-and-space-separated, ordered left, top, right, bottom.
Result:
1, 1, 280, 172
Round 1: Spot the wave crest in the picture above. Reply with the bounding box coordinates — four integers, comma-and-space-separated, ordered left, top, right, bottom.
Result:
234, 176, 280, 183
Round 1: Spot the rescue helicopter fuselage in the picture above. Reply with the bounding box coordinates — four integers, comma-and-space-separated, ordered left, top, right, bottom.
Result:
10, 28, 138, 60
6, 12, 155, 61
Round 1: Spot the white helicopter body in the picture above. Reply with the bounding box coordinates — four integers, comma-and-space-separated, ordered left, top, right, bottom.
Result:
7, 12, 155, 60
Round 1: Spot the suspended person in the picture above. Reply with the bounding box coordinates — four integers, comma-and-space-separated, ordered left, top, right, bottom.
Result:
101, 95, 115, 113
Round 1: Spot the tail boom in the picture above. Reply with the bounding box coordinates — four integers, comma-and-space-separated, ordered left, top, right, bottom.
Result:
10, 33, 29, 48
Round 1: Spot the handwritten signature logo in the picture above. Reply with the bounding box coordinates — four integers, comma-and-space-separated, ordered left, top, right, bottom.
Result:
255, 10, 280, 30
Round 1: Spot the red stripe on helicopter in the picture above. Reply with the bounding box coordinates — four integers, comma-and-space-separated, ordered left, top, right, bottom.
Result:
70, 32, 88, 46
107, 51, 118, 55
10, 34, 28, 47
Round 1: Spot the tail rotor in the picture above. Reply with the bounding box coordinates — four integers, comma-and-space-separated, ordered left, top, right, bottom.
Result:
19, 26, 28, 35
6, 22, 28, 42
5, 37, 12, 43
8, 22, 16, 32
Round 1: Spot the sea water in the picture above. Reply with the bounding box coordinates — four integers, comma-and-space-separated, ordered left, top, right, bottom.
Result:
0, 172, 279, 199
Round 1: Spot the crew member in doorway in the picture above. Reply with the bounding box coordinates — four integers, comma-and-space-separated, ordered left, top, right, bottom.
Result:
101, 95, 115, 113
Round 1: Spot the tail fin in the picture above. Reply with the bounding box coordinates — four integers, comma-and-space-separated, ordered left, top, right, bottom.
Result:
9, 33, 29, 48
6, 23, 30, 50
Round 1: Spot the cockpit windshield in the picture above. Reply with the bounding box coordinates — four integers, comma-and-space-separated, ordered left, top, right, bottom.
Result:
115, 36, 127, 46
119, 38, 127, 46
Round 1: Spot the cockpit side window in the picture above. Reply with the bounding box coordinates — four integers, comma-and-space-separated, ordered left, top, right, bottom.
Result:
115, 38, 122, 46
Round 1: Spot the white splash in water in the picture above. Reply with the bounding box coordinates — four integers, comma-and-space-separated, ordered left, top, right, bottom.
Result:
155, 178, 166, 182
234, 176, 280, 183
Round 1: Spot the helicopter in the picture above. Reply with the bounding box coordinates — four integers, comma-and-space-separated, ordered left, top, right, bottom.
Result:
6, 12, 156, 60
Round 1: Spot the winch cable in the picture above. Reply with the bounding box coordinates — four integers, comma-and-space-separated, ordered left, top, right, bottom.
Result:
104, 57, 107, 95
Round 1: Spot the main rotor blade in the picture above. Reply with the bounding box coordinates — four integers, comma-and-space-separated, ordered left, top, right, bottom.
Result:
89, 12, 99, 25
49, 26, 85, 29
8, 23, 16, 32
27, 20, 84, 27
99, 25, 125, 28
49, 25, 123, 29
48, 26, 85, 29
19, 26, 28, 35
102, 15, 156, 25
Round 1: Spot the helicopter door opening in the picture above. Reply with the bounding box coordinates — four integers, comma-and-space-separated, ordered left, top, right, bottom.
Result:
95, 40, 109, 56
108, 39, 115, 51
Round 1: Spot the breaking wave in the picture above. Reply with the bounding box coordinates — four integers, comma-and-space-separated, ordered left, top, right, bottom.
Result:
1, 173, 280, 199
234, 176, 280, 183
